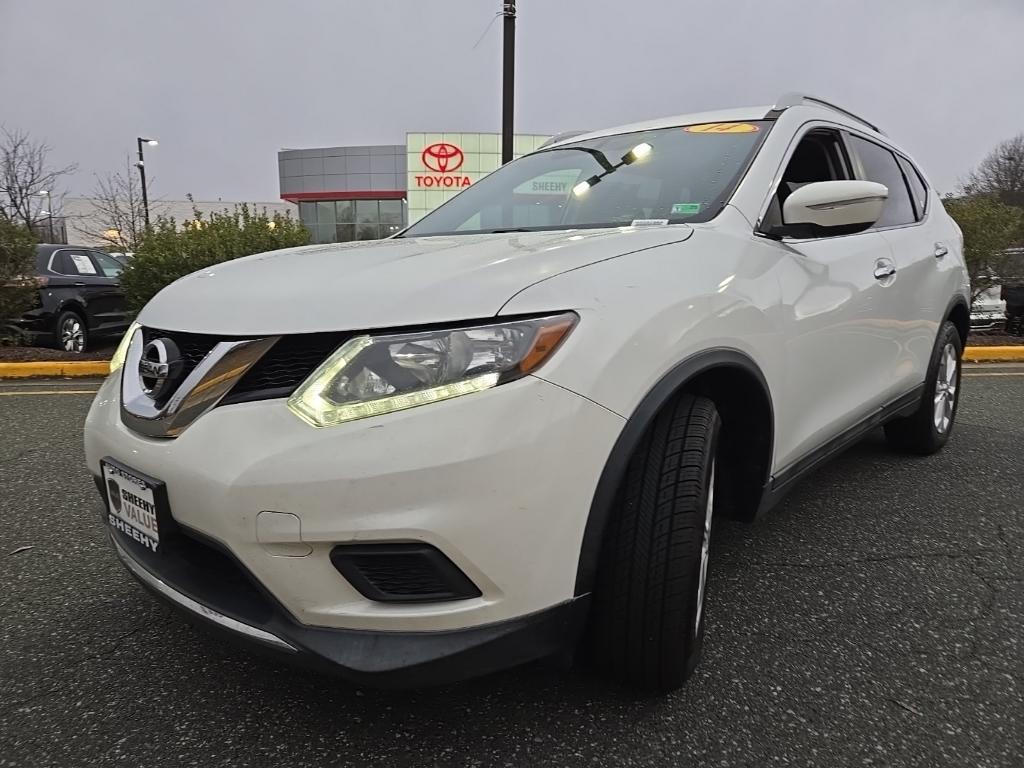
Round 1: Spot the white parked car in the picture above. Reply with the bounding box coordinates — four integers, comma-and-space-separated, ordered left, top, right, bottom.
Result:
85, 93, 969, 692
970, 284, 1006, 332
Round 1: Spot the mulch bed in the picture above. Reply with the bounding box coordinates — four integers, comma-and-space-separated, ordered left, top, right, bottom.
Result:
966, 332, 1023, 346
0, 342, 116, 362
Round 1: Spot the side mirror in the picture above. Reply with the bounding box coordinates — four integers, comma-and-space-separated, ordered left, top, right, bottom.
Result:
767, 180, 888, 239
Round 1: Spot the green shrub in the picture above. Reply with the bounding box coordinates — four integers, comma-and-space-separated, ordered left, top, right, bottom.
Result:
0, 217, 38, 341
944, 194, 1024, 302
120, 204, 309, 310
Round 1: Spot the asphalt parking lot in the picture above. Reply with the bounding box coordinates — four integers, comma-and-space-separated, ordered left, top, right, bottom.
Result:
1, 369, 1021, 768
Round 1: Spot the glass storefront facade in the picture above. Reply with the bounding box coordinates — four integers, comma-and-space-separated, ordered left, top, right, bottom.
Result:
279, 133, 551, 244
297, 198, 407, 244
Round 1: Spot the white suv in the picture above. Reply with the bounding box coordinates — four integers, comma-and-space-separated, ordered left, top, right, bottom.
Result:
85, 94, 969, 692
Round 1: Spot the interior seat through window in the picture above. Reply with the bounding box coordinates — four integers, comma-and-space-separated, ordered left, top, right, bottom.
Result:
763, 129, 850, 230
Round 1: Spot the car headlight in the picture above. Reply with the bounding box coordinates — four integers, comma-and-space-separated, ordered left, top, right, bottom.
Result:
109, 321, 141, 374
287, 312, 577, 427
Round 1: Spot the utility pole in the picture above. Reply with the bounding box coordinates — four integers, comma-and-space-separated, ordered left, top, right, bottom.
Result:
501, 0, 516, 165
136, 137, 158, 229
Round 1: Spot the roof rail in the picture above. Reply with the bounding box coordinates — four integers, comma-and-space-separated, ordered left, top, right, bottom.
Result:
538, 130, 590, 149
770, 92, 884, 135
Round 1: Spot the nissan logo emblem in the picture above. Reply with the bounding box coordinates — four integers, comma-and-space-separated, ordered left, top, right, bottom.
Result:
139, 338, 183, 400
421, 142, 464, 174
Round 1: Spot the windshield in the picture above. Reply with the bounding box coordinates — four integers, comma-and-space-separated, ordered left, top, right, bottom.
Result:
401, 121, 771, 237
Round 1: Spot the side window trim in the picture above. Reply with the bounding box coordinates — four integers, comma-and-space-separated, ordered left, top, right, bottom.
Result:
840, 129, 926, 230
895, 154, 929, 221
895, 159, 921, 222
46, 249, 72, 275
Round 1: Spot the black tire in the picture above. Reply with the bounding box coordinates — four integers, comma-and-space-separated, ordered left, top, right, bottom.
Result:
588, 393, 720, 693
883, 321, 962, 455
55, 309, 88, 353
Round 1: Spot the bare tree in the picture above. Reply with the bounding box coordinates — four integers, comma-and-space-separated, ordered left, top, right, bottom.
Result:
964, 133, 1024, 210
0, 126, 77, 230
72, 158, 149, 251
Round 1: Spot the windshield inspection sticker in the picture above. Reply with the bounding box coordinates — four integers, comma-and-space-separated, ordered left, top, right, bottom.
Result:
630, 219, 669, 227
671, 203, 702, 216
684, 122, 760, 134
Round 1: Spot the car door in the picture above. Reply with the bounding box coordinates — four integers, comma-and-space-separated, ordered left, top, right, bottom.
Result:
88, 250, 132, 333
758, 126, 902, 467
839, 134, 942, 397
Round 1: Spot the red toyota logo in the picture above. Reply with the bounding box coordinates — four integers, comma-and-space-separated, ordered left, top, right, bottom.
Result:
421, 142, 464, 174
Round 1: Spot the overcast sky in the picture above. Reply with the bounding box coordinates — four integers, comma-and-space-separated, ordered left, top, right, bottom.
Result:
2, 0, 1022, 202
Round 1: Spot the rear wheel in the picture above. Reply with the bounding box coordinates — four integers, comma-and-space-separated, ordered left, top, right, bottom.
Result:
884, 321, 962, 454
588, 393, 720, 693
55, 310, 88, 353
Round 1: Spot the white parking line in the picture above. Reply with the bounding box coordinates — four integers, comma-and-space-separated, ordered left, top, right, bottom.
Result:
0, 389, 99, 396
0, 379, 105, 386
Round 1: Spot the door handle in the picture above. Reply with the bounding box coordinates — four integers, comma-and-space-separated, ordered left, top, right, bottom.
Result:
873, 262, 896, 280
934, 243, 948, 259
73, 282, 87, 287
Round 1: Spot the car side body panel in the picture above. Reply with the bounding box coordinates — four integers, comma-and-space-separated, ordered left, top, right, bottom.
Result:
500, 206, 790, 466
503, 111, 969, 477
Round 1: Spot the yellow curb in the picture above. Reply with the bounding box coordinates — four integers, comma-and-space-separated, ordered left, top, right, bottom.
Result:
962, 346, 1024, 362
0, 361, 111, 378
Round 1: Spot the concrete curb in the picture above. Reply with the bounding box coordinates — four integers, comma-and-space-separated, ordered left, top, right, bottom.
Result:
0, 361, 111, 378
962, 346, 1024, 362
1, 346, 1022, 378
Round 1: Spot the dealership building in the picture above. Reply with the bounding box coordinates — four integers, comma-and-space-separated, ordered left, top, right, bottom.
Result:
278, 132, 550, 243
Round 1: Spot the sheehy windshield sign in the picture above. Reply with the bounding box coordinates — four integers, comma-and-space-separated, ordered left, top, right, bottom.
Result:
513, 170, 579, 196
415, 142, 471, 188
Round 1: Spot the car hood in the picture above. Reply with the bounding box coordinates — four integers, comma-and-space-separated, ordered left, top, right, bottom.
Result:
138, 226, 693, 334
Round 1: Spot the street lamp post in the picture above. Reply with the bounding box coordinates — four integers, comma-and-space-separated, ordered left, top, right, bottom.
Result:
501, 0, 516, 165
135, 137, 158, 229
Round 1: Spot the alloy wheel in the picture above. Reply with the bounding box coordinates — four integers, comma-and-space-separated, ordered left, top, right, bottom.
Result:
933, 342, 957, 434
694, 459, 715, 633
61, 316, 84, 353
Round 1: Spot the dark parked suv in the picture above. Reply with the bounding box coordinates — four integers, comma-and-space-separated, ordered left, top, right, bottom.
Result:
14, 245, 131, 352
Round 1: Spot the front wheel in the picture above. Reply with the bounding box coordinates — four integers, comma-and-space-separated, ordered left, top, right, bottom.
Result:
588, 393, 720, 693
884, 321, 962, 454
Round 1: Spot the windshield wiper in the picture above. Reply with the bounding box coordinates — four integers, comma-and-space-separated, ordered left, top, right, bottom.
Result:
544, 146, 616, 172
546, 142, 653, 196
487, 228, 534, 233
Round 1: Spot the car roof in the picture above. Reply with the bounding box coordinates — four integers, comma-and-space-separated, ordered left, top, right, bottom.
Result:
541, 105, 776, 148
36, 243, 94, 252
540, 101, 893, 151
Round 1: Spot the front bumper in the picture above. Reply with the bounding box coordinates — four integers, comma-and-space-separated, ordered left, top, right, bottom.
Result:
9, 305, 54, 342
970, 311, 1005, 331
85, 371, 623, 638
109, 532, 589, 686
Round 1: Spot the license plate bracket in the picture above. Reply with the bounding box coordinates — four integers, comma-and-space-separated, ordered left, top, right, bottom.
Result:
101, 458, 173, 555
